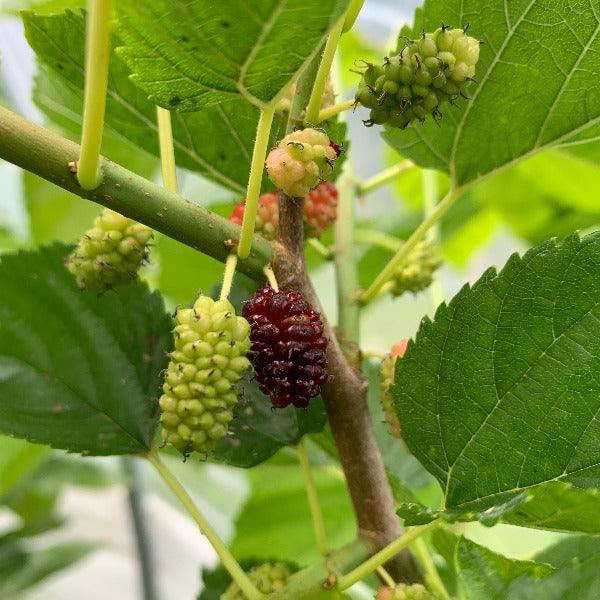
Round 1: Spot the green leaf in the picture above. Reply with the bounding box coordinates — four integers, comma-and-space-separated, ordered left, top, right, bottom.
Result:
115, 0, 350, 111
213, 379, 327, 468
0, 437, 49, 498
383, 0, 600, 188
0, 244, 171, 455
398, 482, 600, 534
0, 540, 93, 599
455, 537, 553, 600
24, 10, 280, 193
230, 462, 355, 565
503, 536, 600, 599
393, 232, 600, 526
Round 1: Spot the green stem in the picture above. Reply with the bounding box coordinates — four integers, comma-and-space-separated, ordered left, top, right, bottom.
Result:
270, 539, 371, 599
156, 106, 178, 193
0, 106, 271, 280
355, 228, 402, 252
360, 188, 458, 305
337, 521, 441, 591
237, 105, 275, 260
376, 566, 396, 588
146, 450, 263, 600
121, 457, 158, 600
358, 161, 415, 196
77, 0, 112, 190
422, 169, 444, 309
263, 264, 279, 291
341, 0, 366, 33
305, 15, 346, 124
334, 174, 360, 359
297, 439, 328, 556
307, 237, 333, 260
316, 99, 355, 124
412, 538, 451, 600
219, 253, 238, 301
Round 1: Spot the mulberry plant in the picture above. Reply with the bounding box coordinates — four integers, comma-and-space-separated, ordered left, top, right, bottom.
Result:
1, 2, 598, 600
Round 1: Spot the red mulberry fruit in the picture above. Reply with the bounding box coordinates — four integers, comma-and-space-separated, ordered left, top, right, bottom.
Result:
230, 191, 279, 241
380, 340, 409, 438
242, 287, 328, 408
229, 182, 338, 241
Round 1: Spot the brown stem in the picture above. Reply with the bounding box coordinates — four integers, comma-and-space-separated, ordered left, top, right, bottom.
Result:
275, 193, 420, 583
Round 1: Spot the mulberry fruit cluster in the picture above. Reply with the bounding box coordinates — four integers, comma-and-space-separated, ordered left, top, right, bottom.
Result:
355, 26, 480, 129
390, 240, 442, 296
376, 584, 439, 600
380, 340, 408, 439
159, 296, 251, 456
229, 182, 338, 241
221, 562, 292, 599
266, 128, 339, 197
242, 287, 328, 408
66, 208, 152, 294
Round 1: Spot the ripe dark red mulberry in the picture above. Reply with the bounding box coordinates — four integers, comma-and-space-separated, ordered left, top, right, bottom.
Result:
242, 287, 328, 408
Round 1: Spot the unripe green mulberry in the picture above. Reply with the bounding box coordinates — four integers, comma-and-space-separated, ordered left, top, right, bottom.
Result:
221, 562, 292, 599
355, 25, 480, 129
389, 240, 442, 296
266, 128, 339, 197
380, 340, 408, 439
376, 584, 438, 600
66, 208, 152, 294
159, 296, 251, 456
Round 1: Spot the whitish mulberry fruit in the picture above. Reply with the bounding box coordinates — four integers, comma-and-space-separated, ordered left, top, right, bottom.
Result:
221, 562, 292, 599
380, 340, 408, 439
266, 128, 338, 197
304, 181, 339, 238
355, 25, 480, 129
229, 182, 338, 240
66, 208, 152, 294
230, 191, 279, 241
242, 287, 328, 408
159, 296, 251, 456
390, 240, 442, 296
376, 584, 438, 600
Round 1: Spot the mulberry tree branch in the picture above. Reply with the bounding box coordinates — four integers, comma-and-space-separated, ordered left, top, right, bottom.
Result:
0, 106, 271, 279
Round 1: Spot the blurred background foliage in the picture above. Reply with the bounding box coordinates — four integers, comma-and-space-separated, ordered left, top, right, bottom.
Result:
0, 0, 597, 598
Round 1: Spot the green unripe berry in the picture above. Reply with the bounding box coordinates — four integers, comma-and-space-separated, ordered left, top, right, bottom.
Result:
66, 208, 152, 294
160, 295, 251, 457
221, 562, 293, 600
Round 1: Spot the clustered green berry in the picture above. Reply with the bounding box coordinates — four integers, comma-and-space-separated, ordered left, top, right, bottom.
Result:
390, 240, 442, 296
66, 208, 152, 294
376, 583, 439, 600
355, 25, 480, 129
159, 296, 251, 457
265, 128, 338, 197
221, 562, 292, 599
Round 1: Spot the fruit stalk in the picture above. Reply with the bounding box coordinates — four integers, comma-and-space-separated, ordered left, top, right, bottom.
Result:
316, 99, 355, 124
358, 161, 415, 196
78, 0, 112, 190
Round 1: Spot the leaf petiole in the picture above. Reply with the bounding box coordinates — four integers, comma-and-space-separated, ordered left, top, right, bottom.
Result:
77, 0, 112, 190
219, 253, 238, 301
237, 105, 275, 260
156, 106, 178, 193
358, 160, 415, 196
360, 188, 459, 305
146, 449, 264, 600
